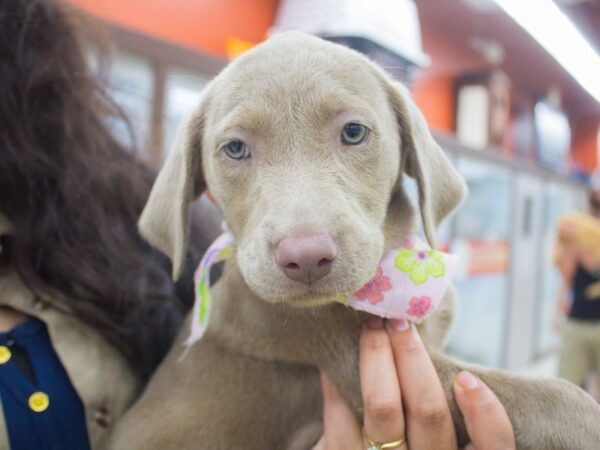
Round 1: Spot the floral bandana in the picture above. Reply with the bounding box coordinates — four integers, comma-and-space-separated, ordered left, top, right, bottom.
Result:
338, 237, 458, 320
182, 228, 458, 353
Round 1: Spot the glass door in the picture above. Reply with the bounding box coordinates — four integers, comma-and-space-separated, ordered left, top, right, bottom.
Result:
505, 173, 543, 369
446, 158, 512, 368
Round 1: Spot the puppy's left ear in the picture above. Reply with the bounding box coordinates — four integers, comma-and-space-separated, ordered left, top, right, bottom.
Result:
387, 81, 467, 248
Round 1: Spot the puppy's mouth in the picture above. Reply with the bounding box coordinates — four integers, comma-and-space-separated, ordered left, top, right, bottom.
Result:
287, 296, 340, 307
237, 229, 385, 306
255, 266, 378, 306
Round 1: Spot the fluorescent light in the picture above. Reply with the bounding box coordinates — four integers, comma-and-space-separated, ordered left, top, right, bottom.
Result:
493, 0, 600, 103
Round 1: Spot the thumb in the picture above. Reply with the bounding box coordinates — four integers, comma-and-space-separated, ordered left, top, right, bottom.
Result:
454, 371, 515, 450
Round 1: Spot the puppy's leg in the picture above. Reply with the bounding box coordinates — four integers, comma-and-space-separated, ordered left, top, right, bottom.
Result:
285, 422, 323, 450
107, 337, 322, 450
431, 351, 600, 450
325, 328, 600, 450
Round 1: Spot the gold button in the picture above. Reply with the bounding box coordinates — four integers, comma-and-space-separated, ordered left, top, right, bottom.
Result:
32, 297, 49, 311
94, 406, 112, 428
0, 346, 11, 364
29, 392, 50, 413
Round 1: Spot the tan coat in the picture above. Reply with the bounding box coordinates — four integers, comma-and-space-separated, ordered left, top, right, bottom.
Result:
0, 215, 139, 449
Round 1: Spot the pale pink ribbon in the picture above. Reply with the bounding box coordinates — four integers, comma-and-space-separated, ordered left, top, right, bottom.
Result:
182, 231, 458, 355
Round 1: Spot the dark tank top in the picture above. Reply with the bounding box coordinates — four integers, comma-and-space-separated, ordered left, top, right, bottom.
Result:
569, 264, 600, 321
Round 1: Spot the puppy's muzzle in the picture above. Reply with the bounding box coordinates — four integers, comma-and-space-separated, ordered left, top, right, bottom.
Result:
275, 233, 336, 284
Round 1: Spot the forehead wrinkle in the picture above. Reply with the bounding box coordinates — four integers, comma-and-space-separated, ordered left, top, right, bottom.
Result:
211, 102, 278, 141
277, 65, 384, 125
306, 90, 379, 126
209, 65, 385, 153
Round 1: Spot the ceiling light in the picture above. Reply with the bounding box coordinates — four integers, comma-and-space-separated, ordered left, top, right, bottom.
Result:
493, 0, 600, 103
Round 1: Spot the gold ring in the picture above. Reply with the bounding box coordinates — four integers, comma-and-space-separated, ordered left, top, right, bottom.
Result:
365, 435, 406, 449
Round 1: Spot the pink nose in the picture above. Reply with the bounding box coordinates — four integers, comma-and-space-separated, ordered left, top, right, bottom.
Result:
275, 233, 337, 284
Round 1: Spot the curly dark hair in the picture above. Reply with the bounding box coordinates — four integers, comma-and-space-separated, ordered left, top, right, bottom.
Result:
0, 0, 199, 380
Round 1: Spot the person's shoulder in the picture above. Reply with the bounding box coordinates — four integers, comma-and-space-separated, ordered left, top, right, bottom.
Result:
557, 213, 600, 241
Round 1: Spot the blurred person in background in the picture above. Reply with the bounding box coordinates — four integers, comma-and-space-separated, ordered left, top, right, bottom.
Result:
0, 0, 203, 448
554, 176, 600, 394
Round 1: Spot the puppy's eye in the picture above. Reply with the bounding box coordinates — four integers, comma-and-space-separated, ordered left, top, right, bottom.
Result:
223, 140, 251, 160
341, 123, 368, 145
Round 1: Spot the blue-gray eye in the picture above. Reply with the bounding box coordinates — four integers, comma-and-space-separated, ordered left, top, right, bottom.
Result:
341, 123, 368, 145
223, 140, 250, 160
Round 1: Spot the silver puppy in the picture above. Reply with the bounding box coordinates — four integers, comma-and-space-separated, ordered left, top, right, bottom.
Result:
109, 32, 600, 450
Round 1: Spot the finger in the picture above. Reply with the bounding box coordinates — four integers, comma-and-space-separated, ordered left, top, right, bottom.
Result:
312, 436, 325, 450
319, 371, 362, 449
360, 317, 406, 445
387, 319, 456, 450
453, 371, 515, 450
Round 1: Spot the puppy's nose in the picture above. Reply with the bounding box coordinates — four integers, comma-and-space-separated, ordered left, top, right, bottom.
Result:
275, 233, 337, 284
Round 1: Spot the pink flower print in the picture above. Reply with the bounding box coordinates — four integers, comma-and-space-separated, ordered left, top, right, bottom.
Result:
355, 267, 392, 305
403, 237, 415, 249
407, 296, 433, 319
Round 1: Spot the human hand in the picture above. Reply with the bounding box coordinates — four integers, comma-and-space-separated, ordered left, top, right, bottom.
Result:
314, 317, 515, 450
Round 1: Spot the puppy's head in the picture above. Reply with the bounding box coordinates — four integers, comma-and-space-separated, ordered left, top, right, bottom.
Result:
139, 32, 466, 305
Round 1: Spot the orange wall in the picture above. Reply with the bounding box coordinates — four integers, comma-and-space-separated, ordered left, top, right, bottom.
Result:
412, 74, 455, 133
68, 0, 278, 57
572, 117, 600, 173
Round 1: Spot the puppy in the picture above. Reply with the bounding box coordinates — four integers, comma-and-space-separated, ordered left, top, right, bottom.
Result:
108, 32, 600, 450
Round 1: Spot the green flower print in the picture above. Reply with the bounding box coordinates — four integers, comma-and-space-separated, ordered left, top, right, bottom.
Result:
395, 249, 445, 286
336, 293, 349, 304
197, 277, 211, 326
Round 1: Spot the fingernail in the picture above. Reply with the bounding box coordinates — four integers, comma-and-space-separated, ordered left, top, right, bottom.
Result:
366, 317, 384, 329
456, 371, 480, 390
390, 318, 409, 331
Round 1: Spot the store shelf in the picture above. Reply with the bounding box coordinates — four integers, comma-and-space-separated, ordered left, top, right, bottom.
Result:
435, 131, 587, 188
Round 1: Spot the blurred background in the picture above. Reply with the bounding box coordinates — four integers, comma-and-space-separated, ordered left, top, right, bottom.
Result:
68, 0, 599, 375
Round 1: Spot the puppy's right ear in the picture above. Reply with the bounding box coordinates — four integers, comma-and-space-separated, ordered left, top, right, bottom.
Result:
139, 113, 205, 280
385, 81, 467, 248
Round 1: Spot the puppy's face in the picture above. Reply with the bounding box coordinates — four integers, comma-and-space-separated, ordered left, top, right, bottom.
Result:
138, 32, 466, 306
201, 35, 401, 304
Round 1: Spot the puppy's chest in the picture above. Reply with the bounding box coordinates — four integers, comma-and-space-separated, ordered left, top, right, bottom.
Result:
211, 276, 365, 410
